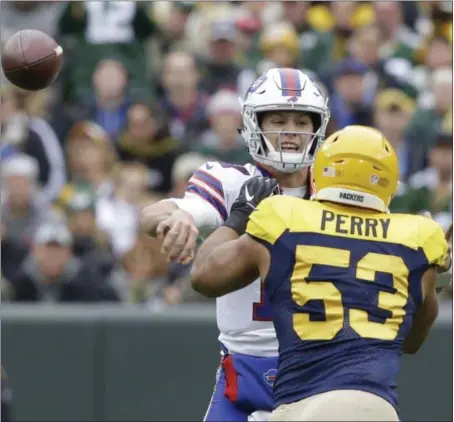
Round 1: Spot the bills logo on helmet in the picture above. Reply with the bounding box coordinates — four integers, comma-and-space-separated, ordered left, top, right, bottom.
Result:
278, 68, 302, 97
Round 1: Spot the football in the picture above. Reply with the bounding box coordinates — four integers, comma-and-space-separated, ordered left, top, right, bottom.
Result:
1, 29, 63, 91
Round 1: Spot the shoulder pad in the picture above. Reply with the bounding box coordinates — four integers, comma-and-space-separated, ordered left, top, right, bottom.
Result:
417, 217, 449, 267
246, 196, 297, 246
194, 161, 252, 192
185, 161, 251, 221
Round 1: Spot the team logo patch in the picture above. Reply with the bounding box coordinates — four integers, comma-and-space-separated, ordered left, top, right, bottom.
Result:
263, 368, 277, 386
287, 96, 299, 103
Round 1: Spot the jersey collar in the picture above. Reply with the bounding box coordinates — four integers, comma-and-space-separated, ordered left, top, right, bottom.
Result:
256, 163, 312, 199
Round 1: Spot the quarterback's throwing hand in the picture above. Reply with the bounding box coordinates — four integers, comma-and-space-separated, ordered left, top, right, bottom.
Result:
156, 209, 199, 264
224, 176, 280, 236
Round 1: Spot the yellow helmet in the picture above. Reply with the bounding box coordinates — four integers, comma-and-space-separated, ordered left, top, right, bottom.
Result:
311, 125, 399, 213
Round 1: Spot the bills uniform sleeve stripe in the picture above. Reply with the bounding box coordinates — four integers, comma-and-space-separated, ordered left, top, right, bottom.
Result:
192, 169, 224, 197
279, 68, 302, 97
187, 185, 228, 221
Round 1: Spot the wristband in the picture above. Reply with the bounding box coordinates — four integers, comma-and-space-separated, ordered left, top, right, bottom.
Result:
223, 208, 252, 236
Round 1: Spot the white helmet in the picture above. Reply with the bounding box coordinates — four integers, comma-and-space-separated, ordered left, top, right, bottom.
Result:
240, 68, 330, 173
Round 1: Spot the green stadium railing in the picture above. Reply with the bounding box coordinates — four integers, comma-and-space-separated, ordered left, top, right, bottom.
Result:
1, 303, 452, 421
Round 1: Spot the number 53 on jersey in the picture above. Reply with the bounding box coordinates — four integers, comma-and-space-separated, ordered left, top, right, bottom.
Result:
247, 196, 447, 343
291, 242, 410, 341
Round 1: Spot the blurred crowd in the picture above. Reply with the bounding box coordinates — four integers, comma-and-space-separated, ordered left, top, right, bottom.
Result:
0, 1, 452, 306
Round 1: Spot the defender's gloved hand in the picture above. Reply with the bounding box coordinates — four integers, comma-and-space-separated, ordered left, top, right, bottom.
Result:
223, 176, 280, 236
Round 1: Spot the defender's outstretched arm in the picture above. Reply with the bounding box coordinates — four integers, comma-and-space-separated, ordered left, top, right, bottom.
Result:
191, 176, 278, 297
403, 266, 440, 354
191, 228, 268, 298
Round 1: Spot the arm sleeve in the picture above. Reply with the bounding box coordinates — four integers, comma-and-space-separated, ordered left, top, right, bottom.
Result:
162, 161, 230, 236
164, 194, 223, 237
185, 164, 229, 221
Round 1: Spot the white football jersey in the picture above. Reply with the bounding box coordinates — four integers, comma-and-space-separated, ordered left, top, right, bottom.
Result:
169, 161, 308, 357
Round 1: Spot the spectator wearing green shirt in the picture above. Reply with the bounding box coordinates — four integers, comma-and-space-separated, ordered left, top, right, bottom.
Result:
390, 130, 452, 233
404, 66, 452, 177
58, 1, 157, 103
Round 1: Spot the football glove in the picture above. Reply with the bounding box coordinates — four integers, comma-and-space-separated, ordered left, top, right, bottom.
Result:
223, 176, 280, 236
